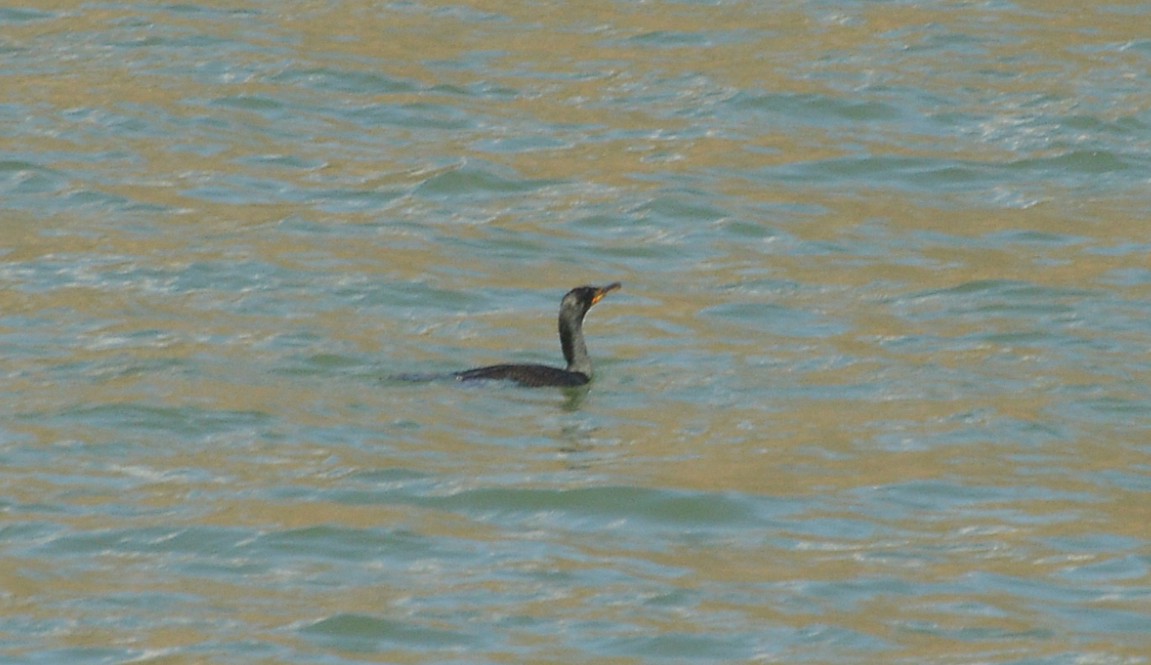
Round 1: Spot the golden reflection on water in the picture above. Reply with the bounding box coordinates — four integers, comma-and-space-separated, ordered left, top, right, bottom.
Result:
3, 0, 1150, 662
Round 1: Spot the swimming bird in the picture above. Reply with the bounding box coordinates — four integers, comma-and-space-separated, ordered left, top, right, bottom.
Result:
454, 282, 621, 387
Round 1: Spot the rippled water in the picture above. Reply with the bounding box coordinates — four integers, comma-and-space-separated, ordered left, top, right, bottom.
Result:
3, 1, 1150, 663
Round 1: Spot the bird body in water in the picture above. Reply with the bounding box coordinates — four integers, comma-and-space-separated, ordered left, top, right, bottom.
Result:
454, 282, 621, 388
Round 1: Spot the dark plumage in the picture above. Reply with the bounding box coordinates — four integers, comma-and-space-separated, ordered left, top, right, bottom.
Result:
455, 283, 621, 388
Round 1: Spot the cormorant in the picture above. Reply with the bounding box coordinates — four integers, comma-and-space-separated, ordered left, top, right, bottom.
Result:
454, 282, 621, 387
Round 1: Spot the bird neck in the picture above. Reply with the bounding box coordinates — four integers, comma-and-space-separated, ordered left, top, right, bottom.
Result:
559, 313, 591, 375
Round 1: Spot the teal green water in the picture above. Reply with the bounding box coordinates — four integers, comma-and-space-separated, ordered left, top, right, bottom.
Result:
3, 1, 1150, 663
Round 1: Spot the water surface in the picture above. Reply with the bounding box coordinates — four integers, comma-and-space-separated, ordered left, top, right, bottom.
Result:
2, 1, 1150, 663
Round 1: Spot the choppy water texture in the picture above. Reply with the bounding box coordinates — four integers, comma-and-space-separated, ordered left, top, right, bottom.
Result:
2, 1, 1150, 663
